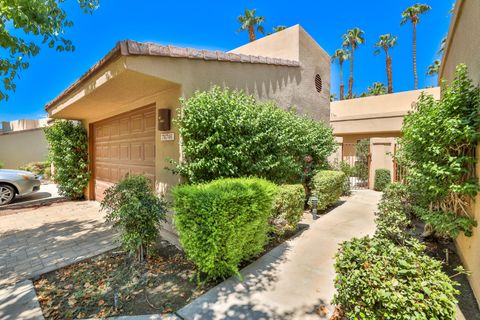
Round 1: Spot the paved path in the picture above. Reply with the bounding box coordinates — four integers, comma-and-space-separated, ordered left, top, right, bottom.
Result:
0, 201, 118, 286
178, 190, 382, 320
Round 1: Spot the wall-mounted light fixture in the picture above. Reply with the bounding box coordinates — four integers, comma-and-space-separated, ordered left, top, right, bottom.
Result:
158, 109, 171, 131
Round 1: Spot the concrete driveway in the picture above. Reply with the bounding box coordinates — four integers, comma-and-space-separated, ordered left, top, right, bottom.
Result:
0, 201, 118, 286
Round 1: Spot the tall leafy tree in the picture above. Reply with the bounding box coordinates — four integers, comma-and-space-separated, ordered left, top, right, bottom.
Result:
0, 0, 99, 101
342, 28, 366, 99
237, 9, 265, 42
374, 34, 397, 93
331, 49, 350, 100
401, 3, 431, 89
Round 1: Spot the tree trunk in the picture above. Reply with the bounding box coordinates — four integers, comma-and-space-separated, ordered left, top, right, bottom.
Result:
348, 49, 354, 98
339, 60, 345, 100
413, 22, 418, 89
386, 55, 393, 93
248, 26, 256, 42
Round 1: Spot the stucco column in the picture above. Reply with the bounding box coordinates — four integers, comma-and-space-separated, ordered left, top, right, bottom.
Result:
368, 137, 395, 189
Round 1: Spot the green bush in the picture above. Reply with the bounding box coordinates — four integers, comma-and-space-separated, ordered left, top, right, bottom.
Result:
172, 87, 336, 185
271, 184, 305, 235
101, 175, 167, 262
44, 120, 90, 199
399, 64, 479, 237
413, 206, 477, 238
374, 169, 391, 191
19, 161, 51, 179
0, 161, 4, 169
333, 236, 460, 319
309, 170, 346, 210
375, 183, 411, 244
173, 178, 276, 279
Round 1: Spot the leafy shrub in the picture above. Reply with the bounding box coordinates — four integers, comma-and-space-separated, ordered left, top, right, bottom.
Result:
374, 169, 391, 191
19, 161, 51, 179
0, 161, 3, 169
309, 170, 346, 210
333, 236, 460, 320
172, 87, 336, 185
270, 184, 305, 235
44, 120, 90, 199
173, 178, 276, 279
375, 183, 411, 244
413, 206, 477, 238
399, 64, 479, 236
101, 175, 167, 262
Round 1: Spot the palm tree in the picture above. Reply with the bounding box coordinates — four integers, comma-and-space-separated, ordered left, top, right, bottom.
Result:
272, 25, 287, 33
331, 49, 350, 100
426, 59, 441, 76
401, 3, 431, 89
374, 34, 398, 94
237, 9, 265, 42
366, 82, 387, 96
342, 28, 366, 98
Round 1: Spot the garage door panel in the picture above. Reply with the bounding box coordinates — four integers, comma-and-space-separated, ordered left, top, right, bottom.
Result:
93, 105, 156, 201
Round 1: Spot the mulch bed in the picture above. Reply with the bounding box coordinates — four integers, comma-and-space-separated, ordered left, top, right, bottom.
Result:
34, 222, 309, 319
411, 218, 480, 320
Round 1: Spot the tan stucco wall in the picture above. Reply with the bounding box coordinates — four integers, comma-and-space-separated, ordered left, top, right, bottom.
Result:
440, 0, 480, 85
126, 25, 330, 121
330, 87, 440, 137
368, 138, 395, 189
440, 0, 480, 305
0, 128, 49, 169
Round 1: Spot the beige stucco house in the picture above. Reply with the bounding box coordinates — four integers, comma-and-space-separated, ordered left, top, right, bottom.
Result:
439, 0, 480, 306
329, 87, 440, 189
45, 25, 330, 203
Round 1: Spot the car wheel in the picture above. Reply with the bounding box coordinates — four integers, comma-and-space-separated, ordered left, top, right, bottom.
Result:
0, 184, 15, 206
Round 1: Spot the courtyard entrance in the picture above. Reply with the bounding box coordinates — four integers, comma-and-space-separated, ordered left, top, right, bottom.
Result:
341, 140, 371, 190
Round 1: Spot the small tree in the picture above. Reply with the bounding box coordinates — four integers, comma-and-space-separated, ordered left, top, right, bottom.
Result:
0, 0, 99, 100
44, 120, 90, 199
101, 175, 167, 262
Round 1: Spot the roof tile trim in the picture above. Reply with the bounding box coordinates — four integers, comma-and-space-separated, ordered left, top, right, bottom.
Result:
45, 40, 299, 111
125, 40, 299, 66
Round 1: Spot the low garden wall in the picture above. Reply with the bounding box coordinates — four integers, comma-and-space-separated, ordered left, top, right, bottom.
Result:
0, 128, 48, 169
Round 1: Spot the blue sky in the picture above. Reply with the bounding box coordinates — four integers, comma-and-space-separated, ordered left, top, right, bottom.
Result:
0, 0, 453, 121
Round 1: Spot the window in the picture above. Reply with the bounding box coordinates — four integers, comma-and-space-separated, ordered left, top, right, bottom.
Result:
315, 74, 322, 93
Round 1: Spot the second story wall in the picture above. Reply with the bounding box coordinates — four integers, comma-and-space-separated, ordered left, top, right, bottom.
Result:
330, 87, 440, 137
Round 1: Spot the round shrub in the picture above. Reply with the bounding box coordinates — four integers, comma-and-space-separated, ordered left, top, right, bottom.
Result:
173, 178, 277, 279
271, 184, 305, 235
374, 169, 391, 191
44, 120, 90, 199
101, 175, 167, 262
309, 170, 346, 210
333, 236, 460, 319
172, 86, 336, 185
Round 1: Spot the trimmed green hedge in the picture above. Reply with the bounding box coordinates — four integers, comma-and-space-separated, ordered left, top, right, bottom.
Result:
271, 184, 305, 235
310, 170, 346, 210
374, 169, 391, 191
173, 178, 277, 279
333, 236, 460, 319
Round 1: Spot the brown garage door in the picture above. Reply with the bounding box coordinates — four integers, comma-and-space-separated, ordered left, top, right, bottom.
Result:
92, 105, 156, 201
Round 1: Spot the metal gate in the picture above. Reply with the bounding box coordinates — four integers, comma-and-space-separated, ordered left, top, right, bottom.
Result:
342, 141, 371, 189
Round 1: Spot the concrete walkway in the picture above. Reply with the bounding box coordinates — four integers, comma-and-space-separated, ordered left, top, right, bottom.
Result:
178, 190, 381, 320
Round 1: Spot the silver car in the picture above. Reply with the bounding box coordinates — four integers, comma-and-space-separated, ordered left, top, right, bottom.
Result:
0, 169, 41, 205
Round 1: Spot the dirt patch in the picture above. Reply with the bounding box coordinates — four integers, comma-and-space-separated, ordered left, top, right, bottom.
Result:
34, 222, 308, 319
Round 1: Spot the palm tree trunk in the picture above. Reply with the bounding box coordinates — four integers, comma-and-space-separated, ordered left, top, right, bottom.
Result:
413, 22, 418, 89
248, 26, 256, 42
386, 55, 393, 93
340, 61, 345, 100
348, 49, 354, 98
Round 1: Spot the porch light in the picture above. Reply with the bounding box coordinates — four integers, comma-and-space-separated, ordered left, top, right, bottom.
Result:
311, 193, 319, 219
